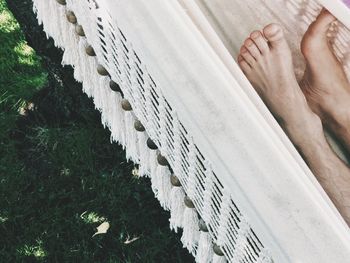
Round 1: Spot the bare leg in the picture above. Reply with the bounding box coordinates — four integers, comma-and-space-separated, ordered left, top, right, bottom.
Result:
237, 24, 350, 224
300, 9, 350, 152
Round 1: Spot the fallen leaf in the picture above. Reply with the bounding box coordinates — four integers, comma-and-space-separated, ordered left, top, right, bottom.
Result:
92, 222, 110, 237
124, 235, 140, 244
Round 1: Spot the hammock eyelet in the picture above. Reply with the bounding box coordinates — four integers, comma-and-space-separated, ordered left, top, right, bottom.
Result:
85, 45, 96, 56
170, 174, 181, 187
97, 64, 109, 76
134, 120, 145, 132
121, 99, 132, 111
146, 138, 158, 150
66, 11, 77, 24
109, 80, 121, 92
184, 195, 195, 208
199, 218, 209, 232
157, 153, 169, 166
75, 25, 85, 37
56, 0, 66, 5
213, 243, 224, 256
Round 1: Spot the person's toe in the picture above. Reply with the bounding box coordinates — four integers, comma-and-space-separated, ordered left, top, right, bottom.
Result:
240, 46, 256, 66
309, 9, 336, 36
238, 55, 251, 73
301, 9, 336, 58
250, 31, 269, 54
244, 38, 261, 60
263, 23, 288, 50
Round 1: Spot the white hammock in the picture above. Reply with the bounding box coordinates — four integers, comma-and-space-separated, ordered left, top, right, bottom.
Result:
31, 0, 350, 262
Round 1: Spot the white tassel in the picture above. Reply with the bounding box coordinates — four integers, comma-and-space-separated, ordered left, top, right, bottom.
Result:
181, 207, 200, 254
47, 2, 64, 47
149, 150, 158, 174
72, 38, 89, 82
59, 6, 73, 49
42, 0, 57, 40
40, 0, 52, 39
62, 49, 73, 67
195, 232, 213, 263
155, 165, 172, 210
97, 77, 110, 111
61, 33, 80, 70
109, 93, 125, 146
32, 0, 44, 25
73, 62, 83, 83
81, 57, 99, 98
124, 112, 139, 162
81, 72, 94, 98
100, 84, 114, 130
91, 74, 102, 109
54, 6, 66, 48
212, 255, 227, 263
35, 0, 58, 42
169, 187, 186, 232
78, 39, 92, 83
137, 132, 150, 177
149, 150, 159, 195
90, 76, 103, 111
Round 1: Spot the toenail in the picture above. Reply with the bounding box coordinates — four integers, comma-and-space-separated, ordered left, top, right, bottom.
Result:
241, 47, 248, 53
245, 39, 254, 46
263, 24, 281, 37
251, 31, 261, 39
321, 8, 330, 15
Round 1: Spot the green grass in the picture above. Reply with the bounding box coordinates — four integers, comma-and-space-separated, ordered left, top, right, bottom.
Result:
0, 0, 47, 180
0, 1, 192, 262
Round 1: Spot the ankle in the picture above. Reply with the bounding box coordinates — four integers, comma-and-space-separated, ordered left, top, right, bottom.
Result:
322, 91, 350, 131
326, 107, 350, 137
284, 107, 324, 146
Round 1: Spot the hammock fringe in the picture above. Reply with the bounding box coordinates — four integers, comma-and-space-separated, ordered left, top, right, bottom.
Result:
155, 165, 172, 210
195, 231, 214, 263
30, 0, 278, 262
169, 186, 186, 232
181, 207, 200, 254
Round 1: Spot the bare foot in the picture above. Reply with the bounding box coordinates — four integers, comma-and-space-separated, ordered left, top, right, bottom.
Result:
237, 24, 320, 139
237, 24, 350, 226
300, 9, 350, 149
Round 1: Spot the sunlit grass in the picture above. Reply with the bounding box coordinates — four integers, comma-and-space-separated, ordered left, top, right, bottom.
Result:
0, 1, 47, 106
14, 41, 37, 66
17, 240, 47, 259
0, 10, 19, 33
80, 211, 106, 224
0, 216, 8, 223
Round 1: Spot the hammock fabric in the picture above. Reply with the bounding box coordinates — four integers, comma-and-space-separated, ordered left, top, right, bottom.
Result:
31, 0, 350, 262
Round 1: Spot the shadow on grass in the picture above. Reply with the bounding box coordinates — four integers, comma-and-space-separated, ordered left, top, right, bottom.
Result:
0, 0, 193, 262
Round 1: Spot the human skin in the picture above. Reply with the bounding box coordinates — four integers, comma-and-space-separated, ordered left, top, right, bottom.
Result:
300, 9, 350, 153
237, 18, 350, 225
